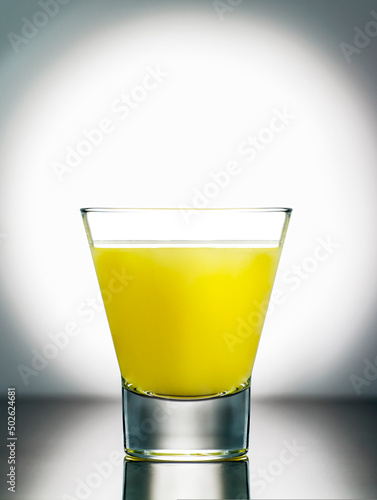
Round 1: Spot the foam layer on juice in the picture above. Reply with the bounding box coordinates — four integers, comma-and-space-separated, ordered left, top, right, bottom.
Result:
91, 245, 281, 397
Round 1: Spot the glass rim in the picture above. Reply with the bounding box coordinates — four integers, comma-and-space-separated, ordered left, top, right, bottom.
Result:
80, 207, 293, 214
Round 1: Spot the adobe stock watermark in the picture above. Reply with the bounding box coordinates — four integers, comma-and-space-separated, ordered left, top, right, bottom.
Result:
350, 355, 377, 395
51, 64, 168, 182
223, 235, 340, 353
61, 449, 123, 500
212, 0, 244, 22
280, 235, 340, 292
250, 439, 306, 495
126, 400, 176, 450
179, 106, 297, 224
340, 9, 377, 63
223, 301, 266, 354
17, 268, 133, 386
7, 0, 72, 54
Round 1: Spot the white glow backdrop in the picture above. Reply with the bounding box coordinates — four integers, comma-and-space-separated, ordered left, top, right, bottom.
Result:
0, 0, 377, 397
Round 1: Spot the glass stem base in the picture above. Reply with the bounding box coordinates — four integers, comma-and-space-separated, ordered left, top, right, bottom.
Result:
122, 382, 250, 461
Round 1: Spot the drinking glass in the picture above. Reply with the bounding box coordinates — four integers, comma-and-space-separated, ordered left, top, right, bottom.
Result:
80, 208, 291, 461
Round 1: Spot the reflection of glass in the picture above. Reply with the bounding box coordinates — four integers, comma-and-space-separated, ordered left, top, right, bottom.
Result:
81, 208, 291, 461
123, 457, 250, 500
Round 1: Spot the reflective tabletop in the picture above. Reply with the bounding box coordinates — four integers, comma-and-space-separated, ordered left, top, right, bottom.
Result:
0, 398, 376, 499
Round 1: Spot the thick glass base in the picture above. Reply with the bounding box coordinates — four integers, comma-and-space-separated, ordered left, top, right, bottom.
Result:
122, 382, 250, 461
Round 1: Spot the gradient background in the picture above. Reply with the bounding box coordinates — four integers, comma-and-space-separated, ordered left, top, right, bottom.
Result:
1, 0, 377, 399
0, 1, 377, 498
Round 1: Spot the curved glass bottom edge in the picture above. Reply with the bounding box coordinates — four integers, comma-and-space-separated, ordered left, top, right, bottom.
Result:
124, 448, 249, 462
122, 377, 251, 401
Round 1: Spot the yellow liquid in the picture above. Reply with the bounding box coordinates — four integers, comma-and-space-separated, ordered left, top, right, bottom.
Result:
91, 245, 281, 397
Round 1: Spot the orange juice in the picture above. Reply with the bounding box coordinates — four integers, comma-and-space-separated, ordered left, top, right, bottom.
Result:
91, 245, 281, 397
